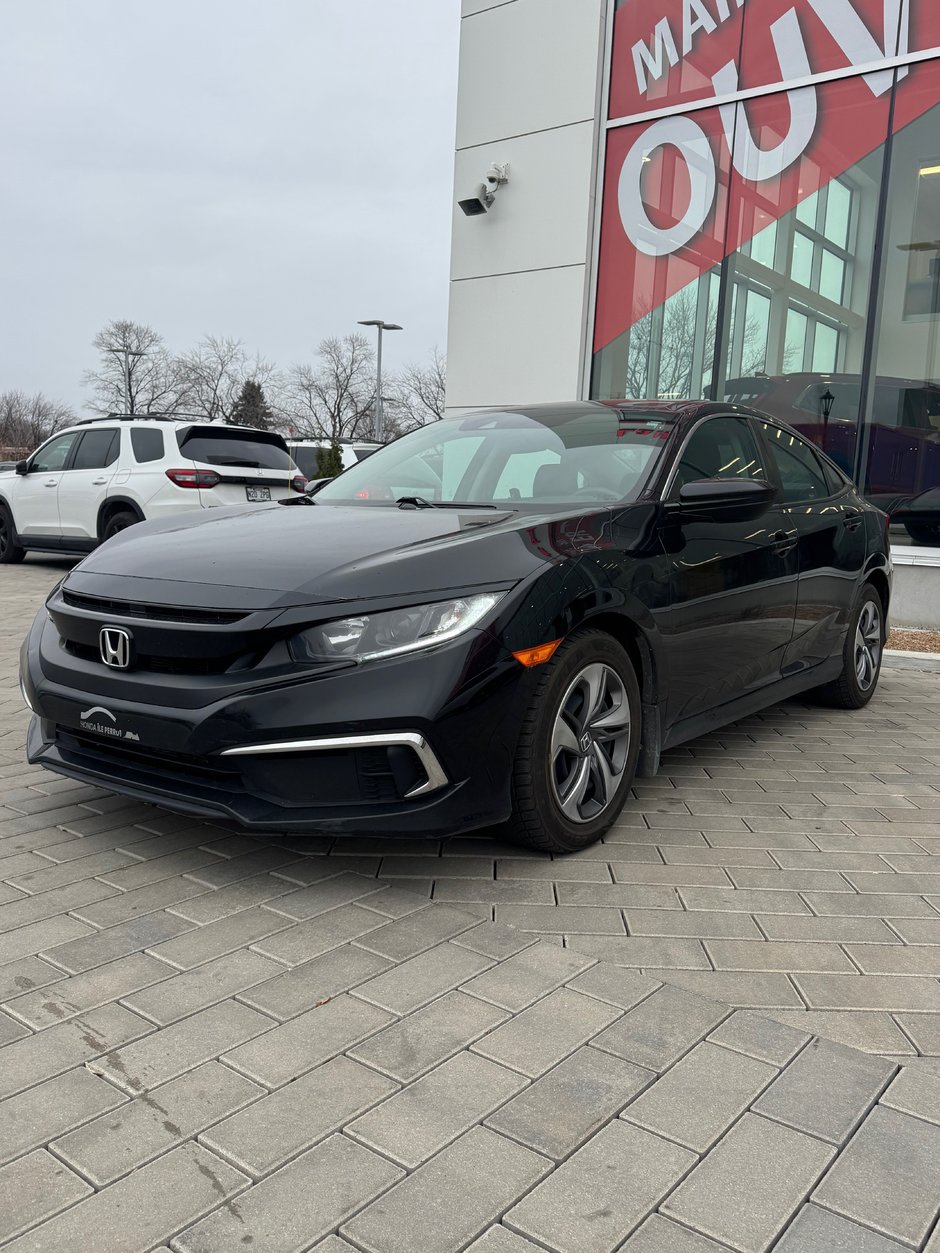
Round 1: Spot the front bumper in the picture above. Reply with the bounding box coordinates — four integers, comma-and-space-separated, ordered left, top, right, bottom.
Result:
22, 612, 531, 836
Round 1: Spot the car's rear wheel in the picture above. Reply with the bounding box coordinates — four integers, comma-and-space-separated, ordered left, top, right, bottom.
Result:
0, 507, 25, 564
904, 519, 940, 546
101, 510, 140, 542
505, 629, 641, 852
813, 583, 885, 709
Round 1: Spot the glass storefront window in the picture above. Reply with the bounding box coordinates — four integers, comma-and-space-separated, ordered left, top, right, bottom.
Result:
863, 59, 940, 547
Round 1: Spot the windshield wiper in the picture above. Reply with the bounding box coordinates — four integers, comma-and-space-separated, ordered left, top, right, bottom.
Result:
395, 496, 507, 511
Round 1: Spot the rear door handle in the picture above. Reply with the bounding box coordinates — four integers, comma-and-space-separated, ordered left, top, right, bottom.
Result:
770, 529, 797, 556
92, 478, 108, 485
843, 510, 863, 531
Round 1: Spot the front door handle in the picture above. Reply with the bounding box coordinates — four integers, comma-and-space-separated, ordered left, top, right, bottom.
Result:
44, 479, 58, 487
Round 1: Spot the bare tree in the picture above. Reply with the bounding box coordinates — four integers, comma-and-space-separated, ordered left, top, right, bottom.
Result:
396, 348, 446, 428
284, 334, 376, 442
177, 336, 278, 423
0, 391, 75, 455
83, 319, 191, 415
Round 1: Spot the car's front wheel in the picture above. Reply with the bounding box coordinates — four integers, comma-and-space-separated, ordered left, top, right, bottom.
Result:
0, 507, 25, 564
814, 583, 885, 709
506, 629, 641, 852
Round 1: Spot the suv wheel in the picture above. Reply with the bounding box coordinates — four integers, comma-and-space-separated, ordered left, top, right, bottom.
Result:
101, 510, 140, 542
0, 507, 25, 564
904, 519, 940, 546
505, 629, 641, 852
814, 583, 885, 709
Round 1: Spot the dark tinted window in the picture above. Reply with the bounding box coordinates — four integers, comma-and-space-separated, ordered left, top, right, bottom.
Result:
30, 432, 80, 474
671, 417, 766, 496
179, 429, 293, 470
760, 423, 831, 502
72, 429, 118, 471
131, 429, 164, 463
819, 455, 848, 496
289, 447, 320, 480
354, 448, 378, 462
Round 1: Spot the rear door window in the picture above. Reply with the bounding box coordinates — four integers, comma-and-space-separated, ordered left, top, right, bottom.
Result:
178, 429, 294, 471
71, 428, 119, 470
760, 424, 831, 502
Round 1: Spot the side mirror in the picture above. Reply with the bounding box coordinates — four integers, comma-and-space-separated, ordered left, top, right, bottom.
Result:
15, 460, 28, 476
305, 477, 333, 496
668, 477, 774, 522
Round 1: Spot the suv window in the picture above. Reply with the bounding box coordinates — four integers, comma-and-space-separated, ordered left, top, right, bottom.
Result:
178, 429, 293, 471
30, 432, 80, 474
671, 417, 766, 497
71, 429, 119, 471
131, 428, 165, 463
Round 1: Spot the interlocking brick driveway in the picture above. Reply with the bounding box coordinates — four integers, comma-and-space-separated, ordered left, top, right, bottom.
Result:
4, 558, 940, 1251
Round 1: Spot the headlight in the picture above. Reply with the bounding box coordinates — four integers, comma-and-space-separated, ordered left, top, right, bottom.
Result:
289, 592, 504, 665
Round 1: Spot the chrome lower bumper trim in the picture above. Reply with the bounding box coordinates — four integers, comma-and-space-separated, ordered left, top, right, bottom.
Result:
220, 731, 449, 799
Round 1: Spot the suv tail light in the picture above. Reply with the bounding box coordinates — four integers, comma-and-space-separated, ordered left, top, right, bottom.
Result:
291, 475, 307, 494
166, 468, 220, 489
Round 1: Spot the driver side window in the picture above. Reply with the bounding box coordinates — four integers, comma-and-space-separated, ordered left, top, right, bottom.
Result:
671, 418, 766, 498
30, 432, 80, 475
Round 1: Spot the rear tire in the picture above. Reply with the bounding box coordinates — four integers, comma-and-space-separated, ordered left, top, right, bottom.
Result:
504, 629, 641, 853
101, 509, 140, 542
813, 583, 885, 709
0, 507, 25, 564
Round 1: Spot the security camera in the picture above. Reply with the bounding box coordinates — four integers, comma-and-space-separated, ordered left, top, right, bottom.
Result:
459, 163, 510, 217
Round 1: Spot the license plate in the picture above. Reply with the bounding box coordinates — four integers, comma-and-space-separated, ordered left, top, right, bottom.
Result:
246, 486, 271, 502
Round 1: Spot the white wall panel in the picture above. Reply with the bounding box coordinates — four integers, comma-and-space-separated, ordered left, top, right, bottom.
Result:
451, 122, 597, 281
456, 0, 605, 149
446, 266, 590, 409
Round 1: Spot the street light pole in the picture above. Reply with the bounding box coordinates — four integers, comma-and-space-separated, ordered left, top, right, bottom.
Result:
106, 348, 144, 415
358, 319, 403, 441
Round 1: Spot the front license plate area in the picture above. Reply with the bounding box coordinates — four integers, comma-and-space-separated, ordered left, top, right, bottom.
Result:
246, 486, 271, 502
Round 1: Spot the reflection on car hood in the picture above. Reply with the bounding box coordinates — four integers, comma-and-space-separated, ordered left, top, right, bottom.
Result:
63, 502, 654, 609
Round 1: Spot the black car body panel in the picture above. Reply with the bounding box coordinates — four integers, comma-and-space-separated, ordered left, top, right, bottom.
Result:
22, 401, 892, 836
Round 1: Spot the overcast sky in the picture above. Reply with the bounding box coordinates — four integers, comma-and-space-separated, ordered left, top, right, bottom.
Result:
0, 0, 460, 411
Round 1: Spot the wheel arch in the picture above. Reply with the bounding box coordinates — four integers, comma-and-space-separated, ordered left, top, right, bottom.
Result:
576, 609, 664, 778
863, 564, 891, 627
97, 496, 144, 541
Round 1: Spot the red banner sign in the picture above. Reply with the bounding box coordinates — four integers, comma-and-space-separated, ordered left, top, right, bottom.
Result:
595, 0, 940, 354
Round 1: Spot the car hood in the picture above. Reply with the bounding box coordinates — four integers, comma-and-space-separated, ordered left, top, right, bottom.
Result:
63, 501, 657, 610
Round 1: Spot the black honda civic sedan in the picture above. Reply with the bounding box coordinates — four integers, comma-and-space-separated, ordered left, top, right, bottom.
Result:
21, 401, 891, 852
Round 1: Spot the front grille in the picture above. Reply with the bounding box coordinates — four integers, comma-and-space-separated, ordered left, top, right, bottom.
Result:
56, 728, 239, 786
64, 639, 243, 675
61, 590, 246, 626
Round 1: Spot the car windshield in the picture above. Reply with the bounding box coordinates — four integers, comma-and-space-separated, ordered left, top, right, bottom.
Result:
314, 410, 673, 508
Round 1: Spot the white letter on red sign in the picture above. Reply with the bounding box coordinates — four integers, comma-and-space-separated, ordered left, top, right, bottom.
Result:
618, 115, 717, 257
632, 18, 680, 93
714, 8, 818, 182
807, 0, 910, 93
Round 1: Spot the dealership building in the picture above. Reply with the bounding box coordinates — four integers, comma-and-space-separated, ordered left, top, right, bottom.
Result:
446, 0, 940, 611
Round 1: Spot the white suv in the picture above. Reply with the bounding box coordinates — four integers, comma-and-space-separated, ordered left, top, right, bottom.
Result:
0, 417, 306, 563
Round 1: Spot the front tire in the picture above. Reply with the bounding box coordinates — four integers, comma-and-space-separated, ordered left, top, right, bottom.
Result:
505, 629, 641, 853
101, 509, 140, 542
813, 583, 885, 709
0, 507, 25, 564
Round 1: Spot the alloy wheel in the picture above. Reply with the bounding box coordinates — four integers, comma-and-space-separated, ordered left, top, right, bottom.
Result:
854, 600, 882, 692
549, 662, 632, 824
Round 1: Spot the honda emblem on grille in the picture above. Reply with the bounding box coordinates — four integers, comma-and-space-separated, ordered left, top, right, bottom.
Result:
99, 627, 131, 670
